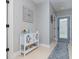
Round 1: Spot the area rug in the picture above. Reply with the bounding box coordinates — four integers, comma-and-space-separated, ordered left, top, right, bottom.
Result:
48, 42, 69, 59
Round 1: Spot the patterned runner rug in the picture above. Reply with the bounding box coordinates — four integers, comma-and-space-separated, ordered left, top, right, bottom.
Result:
48, 42, 69, 59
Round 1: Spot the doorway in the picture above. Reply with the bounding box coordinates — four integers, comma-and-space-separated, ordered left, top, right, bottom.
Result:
57, 16, 70, 43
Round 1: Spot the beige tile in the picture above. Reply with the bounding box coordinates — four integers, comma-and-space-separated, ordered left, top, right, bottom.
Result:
15, 46, 51, 59
14, 41, 72, 59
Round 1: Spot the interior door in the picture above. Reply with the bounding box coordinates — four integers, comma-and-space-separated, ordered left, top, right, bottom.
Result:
6, 0, 14, 59
57, 16, 70, 43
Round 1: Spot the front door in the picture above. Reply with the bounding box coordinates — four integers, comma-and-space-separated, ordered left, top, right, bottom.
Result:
57, 16, 70, 43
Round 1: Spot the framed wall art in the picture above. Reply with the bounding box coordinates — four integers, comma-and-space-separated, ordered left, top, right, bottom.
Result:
23, 6, 33, 23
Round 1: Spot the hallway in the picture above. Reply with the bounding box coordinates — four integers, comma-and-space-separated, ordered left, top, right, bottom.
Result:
14, 40, 71, 59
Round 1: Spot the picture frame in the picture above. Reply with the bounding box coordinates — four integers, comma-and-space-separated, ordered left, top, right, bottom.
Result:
23, 6, 33, 23
51, 15, 53, 23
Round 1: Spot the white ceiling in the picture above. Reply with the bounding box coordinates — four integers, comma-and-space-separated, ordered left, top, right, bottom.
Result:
32, 0, 46, 4
32, 0, 72, 12
50, 0, 72, 12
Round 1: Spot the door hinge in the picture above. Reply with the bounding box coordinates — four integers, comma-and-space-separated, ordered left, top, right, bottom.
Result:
6, 48, 9, 52
6, 0, 9, 4
6, 24, 9, 28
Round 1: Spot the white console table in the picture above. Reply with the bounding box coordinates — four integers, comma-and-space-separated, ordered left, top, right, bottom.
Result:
20, 32, 39, 56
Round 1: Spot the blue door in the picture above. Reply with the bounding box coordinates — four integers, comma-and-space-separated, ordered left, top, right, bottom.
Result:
57, 16, 70, 43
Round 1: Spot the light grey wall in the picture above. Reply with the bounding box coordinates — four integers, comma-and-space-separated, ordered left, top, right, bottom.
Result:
56, 9, 72, 16
56, 9, 72, 43
13, 0, 36, 52
35, 0, 50, 45
49, 4, 56, 44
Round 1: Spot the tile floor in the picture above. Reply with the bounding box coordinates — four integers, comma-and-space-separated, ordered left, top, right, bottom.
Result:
14, 40, 71, 59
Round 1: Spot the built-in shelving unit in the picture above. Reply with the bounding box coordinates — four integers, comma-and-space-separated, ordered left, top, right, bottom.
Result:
20, 32, 39, 56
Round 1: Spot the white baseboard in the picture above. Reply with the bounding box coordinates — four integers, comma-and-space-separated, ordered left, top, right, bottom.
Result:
13, 44, 50, 57
40, 44, 50, 48
13, 51, 20, 57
